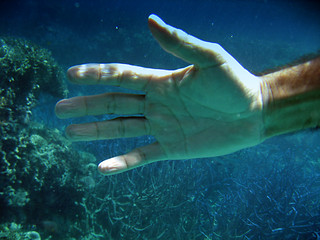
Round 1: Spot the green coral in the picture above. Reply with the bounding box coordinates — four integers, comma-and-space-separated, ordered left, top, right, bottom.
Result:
0, 37, 67, 102
0, 37, 104, 239
0, 222, 46, 240
0, 119, 98, 238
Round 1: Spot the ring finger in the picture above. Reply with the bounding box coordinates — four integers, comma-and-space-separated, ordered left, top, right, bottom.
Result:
66, 117, 151, 141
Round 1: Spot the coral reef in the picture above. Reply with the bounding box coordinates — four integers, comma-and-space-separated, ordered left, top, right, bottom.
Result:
0, 37, 67, 125
0, 37, 319, 240
0, 118, 99, 238
0, 37, 67, 100
0, 37, 96, 239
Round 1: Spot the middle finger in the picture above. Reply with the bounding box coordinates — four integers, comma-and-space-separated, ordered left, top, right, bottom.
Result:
55, 93, 145, 119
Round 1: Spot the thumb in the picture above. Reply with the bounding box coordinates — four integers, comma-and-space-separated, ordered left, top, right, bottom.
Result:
148, 14, 227, 68
98, 142, 166, 175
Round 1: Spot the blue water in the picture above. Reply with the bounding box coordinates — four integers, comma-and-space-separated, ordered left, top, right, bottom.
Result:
0, 0, 320, 239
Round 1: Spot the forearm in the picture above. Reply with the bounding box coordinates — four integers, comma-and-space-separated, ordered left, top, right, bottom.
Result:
261, 57, 320, 138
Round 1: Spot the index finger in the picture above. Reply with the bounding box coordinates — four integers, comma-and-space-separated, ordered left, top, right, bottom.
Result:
67, 63, 173, 91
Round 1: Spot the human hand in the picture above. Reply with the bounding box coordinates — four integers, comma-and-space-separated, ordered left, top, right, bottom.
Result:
55, 14, 264, 175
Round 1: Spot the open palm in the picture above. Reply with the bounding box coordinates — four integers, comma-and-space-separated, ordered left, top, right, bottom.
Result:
55, 15, 264, 175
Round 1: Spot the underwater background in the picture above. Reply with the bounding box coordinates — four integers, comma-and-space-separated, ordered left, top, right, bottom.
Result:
0, 0, 320, 239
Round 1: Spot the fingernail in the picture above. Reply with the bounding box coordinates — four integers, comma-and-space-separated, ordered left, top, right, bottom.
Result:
65, 124, 95, 141
148, 14, 166, 27
98, 157, 126, 175
67, 66, 79, 81
67, 64, 100, 83
98, 162, 109, 174
98, 161, 115, 174
55, 99, 76, 118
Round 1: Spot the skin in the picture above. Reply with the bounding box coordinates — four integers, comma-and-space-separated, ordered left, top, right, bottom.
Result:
55, 14, 265, 175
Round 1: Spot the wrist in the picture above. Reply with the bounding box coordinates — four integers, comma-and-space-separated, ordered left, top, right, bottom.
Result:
260, 57, 320, 138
